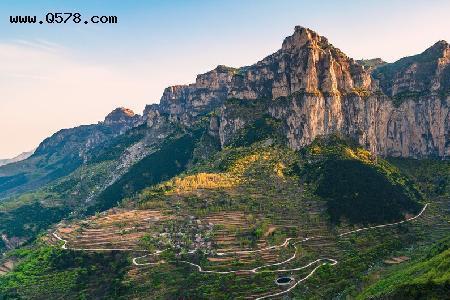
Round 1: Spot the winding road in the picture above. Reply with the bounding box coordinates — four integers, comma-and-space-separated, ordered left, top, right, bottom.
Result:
53, 203, 428, 299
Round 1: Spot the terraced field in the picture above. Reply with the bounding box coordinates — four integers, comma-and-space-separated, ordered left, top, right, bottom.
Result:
48, 210, 175, 251
34, 145, 449, 299
0, 259, 15, 276
42, 198, 448, 300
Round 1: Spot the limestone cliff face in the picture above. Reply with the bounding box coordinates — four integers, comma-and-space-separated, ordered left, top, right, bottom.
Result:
268, 92, 449, 158
159, 65, 235, 124
373, 40, 450, 97
158, 27, 371, 120
149, 26, 450, 158
230, 26, 372, 99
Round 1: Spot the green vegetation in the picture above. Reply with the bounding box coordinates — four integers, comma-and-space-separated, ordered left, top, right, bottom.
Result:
351, 87, 372, 98
372, 42, 449, 104
387, 158, 450, 198
88, 124, 147, 164
0, 115, 448, 299
0, 245, 128, 299
0, 123, 120, 199
356, 58, 386, 69
229, 117, 285, 148
391, 91, 428, 107
137, 142, 303, 222
298, 135, 422, 224
88, 129, 203, 214
0, 161, 114, 245
0, 202, 69, 238
0, 239, 5, 253
0, 174, 27, 194
358, 236, 450, 299
0, 123, 217, 257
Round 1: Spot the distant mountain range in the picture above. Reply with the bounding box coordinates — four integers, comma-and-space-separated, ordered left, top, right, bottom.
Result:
0, 150, 34, 167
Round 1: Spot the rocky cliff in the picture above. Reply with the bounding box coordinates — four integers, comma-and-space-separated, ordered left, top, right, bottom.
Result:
103, 107, 142, 132
148, 26, 449, 158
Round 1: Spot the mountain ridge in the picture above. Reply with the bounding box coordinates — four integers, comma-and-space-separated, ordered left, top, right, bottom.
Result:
143, 26, 449, 158
0, 107, 142, 199
2, 25, 448, 201
1, 25, 448, 202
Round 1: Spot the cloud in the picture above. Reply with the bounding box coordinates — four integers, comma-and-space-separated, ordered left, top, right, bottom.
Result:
10, 39, 65, 53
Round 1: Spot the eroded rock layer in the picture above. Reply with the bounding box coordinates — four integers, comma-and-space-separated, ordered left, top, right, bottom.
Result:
147, 26, 450, 158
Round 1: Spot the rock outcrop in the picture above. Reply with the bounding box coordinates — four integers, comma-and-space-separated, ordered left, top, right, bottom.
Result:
159, 65, 236, 124
103, 107, 142, 132
149, 26, 449, 158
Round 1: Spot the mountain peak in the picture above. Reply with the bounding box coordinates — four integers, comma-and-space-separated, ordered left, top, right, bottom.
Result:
422, 40, 450, 59
282, 26, 327, 51
0, 150, 35, 167
104, 107, 140, 126
432, 40, 449, 48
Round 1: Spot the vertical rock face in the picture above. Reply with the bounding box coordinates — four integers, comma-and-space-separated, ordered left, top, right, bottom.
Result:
159, 65, 236, 124
267, 92, 449, 158
142, 104, 174, 142
152, 26, 449, 158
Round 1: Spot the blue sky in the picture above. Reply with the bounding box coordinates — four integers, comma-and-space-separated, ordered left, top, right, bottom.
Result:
1, 0, 449, 157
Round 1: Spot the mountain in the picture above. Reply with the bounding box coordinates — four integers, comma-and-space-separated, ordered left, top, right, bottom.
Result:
144, 26, 449, 158
0, 151, 34, 167
0, 26, 449, 300
1, 26, 448, 203
0, 107, 142, 199
359, 236, 450, 299
373, 40, 450, 98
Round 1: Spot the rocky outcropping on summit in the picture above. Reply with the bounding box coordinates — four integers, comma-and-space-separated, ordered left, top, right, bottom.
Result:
147, 26, 449, 158
104, 107, 142, 130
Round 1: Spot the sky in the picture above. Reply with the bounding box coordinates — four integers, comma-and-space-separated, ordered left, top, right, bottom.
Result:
0, 0, 449, 158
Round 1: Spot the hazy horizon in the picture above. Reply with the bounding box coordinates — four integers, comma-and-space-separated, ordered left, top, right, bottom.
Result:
1, 0, 450, 158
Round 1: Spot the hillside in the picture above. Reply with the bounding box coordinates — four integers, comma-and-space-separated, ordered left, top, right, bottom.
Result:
358, 236, 450, 299
0, 108, 141, 200
2, 131, 447, 299
297, 136, 422, 224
